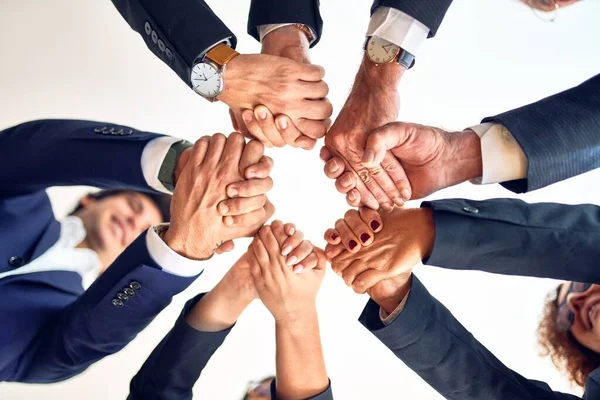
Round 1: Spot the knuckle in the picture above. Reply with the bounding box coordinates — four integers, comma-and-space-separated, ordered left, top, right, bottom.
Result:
381, 162, 397, 173
358, 170, 373, 184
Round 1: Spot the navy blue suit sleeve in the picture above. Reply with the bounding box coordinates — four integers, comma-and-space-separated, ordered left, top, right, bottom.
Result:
270, 378, 334, 400
128, 293, 232, 400
111, 0, 235, 89
370, 0, 453, 37
0, 119, 164, 197
247, 1, 323, 47
7, 233, 198, 383
422, 199, 600, 283
483, 73, 600, 193
359, 276, 585, 400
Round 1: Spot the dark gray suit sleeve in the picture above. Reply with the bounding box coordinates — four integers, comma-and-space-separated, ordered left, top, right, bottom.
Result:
483, 73, 600, 193
111, 0, 235, 90
422, 199, 600, 283
370, 0, 453, 37
359, 276, 586, 400
128, 293, 233, 400
270, 378, 334, 400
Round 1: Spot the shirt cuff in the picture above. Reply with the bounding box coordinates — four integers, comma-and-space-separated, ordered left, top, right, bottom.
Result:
379, 289, 411, 326
366, 6, 430, 57
468, 123, 529, 185
141, 136, 184, 194
145, 224, 207, 277
258, 23, 316, 45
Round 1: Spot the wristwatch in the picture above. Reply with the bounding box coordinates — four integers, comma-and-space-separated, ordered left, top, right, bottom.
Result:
364, 36, 415, 70
190, 43, 239, 102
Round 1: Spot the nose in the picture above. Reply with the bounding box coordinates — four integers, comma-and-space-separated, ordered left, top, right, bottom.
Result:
567, 291, 589, 314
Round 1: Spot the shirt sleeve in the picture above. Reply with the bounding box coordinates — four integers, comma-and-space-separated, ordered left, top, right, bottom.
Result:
468, 123, 529, 185
379, 289, 411, 325
366, 6, 430, 56
258, 24, 317, 45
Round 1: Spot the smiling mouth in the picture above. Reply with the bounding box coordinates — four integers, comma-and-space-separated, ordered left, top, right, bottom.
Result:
111, 216, 127, 247
588, 302, 600, 329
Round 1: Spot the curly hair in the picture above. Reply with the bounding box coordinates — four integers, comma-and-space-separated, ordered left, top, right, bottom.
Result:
537, 285, 600, 388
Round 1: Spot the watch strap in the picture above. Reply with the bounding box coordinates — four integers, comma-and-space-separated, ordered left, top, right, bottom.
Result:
397, 49, 415, 70
205, 43, 239, 68
158, 140, 193, 192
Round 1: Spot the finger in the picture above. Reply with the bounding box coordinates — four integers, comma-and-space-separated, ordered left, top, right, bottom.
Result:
239, 140, 265, 176
320, 146, 333, 162
245, 156, 274, 179
298, 80, 329, 99
353, 269, 389, 294
263, 199, 276, 221
299, 98, 333, 121
313, 247, 327, 271
249, 244, 263, 281
334, 171, 357, 194
280, 230, 305, 259
218, 195, 266, 216
284, 223, 296, 236
229, 109, 241, 132
242, 109, 274, 147
325, 243, 345, 261
341, 260, 371, 287
362, 122, 407, 166
334, 219, 361, 253
294, 118, 330, 140
227, 177, 273, 198
343, 209, 374, 246
293, 136, 317, 150
203, 133, 227, 165
274, 114, 303, 147
216, 240, 235, 254
297, 63, 326, 81
324, 228, 341, 245
354, 164, 395, 211
286, 240, 313, 267
294, 251, 318, 274
369, 151, 409, 206
359, 207, 383, 233
323, 156, 347, 179
189, 136, 210, 165
220, 132, 245, 165
259, 226, 287, 275
251, 235, 271, 268
270, 220, 288, 246
255, 105, 286, 147
223, 206, 268, 229
346, 189, 362, 208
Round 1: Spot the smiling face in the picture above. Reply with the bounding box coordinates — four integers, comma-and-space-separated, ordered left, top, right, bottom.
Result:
558, 282, 600, 353
521, 0, 580, 12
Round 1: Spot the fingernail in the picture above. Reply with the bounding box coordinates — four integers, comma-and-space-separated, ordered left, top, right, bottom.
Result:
293, 264, 304, 274
362, 150, 375, 165
382, 203, 394, 212
247, 170, 256, 178
243, 112, 253, 122
393, 197, 404, 207
286, 256, 298, 266
282, 245, 293, 256
370, 220, 381, 231
349, 240, 358, 250
401, 189, 411, 201
331, 233, 339, 240
288, 227, 296, 236
328, 160, 339, 173
229, 187, 238, 197
360, 233, 370, 243
224, 216, 234, 226
277, 118, 288, 130
341, 175, 352, 187
219, 203, 229, 214
257, 109, 267, 120
348, 191, 357, 202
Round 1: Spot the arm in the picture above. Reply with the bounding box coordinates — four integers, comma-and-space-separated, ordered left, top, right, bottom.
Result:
370, 0, 453, 38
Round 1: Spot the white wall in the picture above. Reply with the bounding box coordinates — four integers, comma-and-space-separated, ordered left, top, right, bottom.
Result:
0, 0, 599, 398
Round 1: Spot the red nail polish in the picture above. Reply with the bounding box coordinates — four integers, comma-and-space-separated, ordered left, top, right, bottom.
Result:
349, 240, 358, 250
370, 220, 380, 231
332, 233, 339, 240
360, 233, 370, 243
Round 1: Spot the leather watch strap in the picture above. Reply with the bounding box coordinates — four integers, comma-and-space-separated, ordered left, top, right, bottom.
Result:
158, 140, 193, 192
205, 43, 239, 68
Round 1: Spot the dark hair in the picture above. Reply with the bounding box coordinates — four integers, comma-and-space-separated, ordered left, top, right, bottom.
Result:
70, 189, 171, 222
537, 285, 600, 387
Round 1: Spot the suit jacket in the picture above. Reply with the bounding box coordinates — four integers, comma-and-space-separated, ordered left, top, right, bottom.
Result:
370, 0, 453, 37
357, 197, 600, 399
110, 0, 323, 91
0, 119, 199, 383
128, 293, 334, 400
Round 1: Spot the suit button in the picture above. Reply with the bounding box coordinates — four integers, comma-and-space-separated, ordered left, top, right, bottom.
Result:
144, 22, 152, 35
151, 30, 158, 44
112, 299, 124, 308
463, 206, 479, 214
117, 292, 129, 302
130, 281, 141, 290
94, 127, 104, 133
101, 127, 113, 135
165, 48, 173, 60
157, 39, 165, 52
123, 288, 135, 297
8, 256, 24, 267
113, 129, 123, 135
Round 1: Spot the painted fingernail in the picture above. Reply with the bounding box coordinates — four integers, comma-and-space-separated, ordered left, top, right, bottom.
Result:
401, 189, 411, 201
328, 159, 339, 173
362, 150, 375, 165
331, 233, 339, 240
286, 256, 298, 266
360, 233, 370, 243
293, 264, 304, 274
393, 197, 404, 207
349, 240, 358, 250
370, 220, 381, 231
229, 187, 238, 197
341, 175, 353, 187
277, 118, 288, 130
257, 109, 267, 120
282, 245, 293, 256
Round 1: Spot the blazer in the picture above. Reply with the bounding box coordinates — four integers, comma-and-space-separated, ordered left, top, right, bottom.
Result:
358, 197, 600, 399
0, 119, 199, 383
110, 0, 323, 91
128, 293, 334, 400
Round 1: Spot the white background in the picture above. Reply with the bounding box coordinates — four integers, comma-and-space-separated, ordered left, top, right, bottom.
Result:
1, 0, 599, 398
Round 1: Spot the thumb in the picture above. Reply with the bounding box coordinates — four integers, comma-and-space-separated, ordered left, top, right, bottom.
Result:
362, 122, 411, 166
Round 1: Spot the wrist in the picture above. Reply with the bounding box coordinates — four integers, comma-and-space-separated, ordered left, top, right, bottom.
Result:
162, 226, 215, 260
357, 53, 405, 89
276, 307, 318, 332
262, 25, 310, 63
445, 129, 483, 185
370, 274, 412, 315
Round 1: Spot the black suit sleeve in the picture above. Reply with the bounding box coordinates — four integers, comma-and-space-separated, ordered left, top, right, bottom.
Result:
483, 73, 600, 193
270, 378, 334, 400
422, 198, 600, 283
111, 0, 235, 90
128, 293, 233, 400
370, 0, 453, 37
247, 0, 323, 47
359, 276, 588, 400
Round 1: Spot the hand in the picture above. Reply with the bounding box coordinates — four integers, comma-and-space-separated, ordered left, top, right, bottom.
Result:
325, 207, 434, 294
248, 225, 326, 321
323, 56, 408, 211
322, 122, 483, 200
165, 133, 274, 259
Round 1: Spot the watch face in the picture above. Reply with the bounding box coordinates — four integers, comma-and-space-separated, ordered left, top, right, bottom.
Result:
191, 63, 223, 98
367, 36, 400, 64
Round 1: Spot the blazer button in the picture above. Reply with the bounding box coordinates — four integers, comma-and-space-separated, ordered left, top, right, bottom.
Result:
101, 127, 113, 135
157, 39, 165, 52
130, 281, 141, 291
94, 127, 105, 133
123, 287, 136, 297
112, 299, 124, 308
144, 22, 152, 35
8, 256, 25, 267
462, 206, 479, 214
151, 30, 158, 44
117, 292, 129, 302
165, 48, 173, 60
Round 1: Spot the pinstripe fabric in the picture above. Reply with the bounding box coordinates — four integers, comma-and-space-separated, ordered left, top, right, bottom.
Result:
370, 0, 454, 37
483, 74, 600, 193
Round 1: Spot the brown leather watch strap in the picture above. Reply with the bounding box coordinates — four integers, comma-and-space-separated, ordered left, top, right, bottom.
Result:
205, 43, 239, 68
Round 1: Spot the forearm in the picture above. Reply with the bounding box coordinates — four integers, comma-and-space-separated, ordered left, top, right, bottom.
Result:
355, 53, 404, 90
275, 310, 329, 400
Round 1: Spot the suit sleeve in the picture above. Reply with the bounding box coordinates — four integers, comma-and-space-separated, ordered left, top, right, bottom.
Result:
0, 119, 166, 197
247, 0, 323, 47
370, 0, 453, 37
7, 232, 199, 383
269, 378, 334, 400
483, 73, 600, 193
110, 0, 235, 89
359, 276, 585, 400
128, 293, 232, 400
421, 198, 600, 284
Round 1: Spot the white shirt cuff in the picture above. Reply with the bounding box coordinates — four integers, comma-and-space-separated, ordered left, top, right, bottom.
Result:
145, 224, 207, 277
141, 136, 184, 194
366, 6, 430, 57
258, 24, 316, 45
379, 289, 411, 326
469, 123, 528, 185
